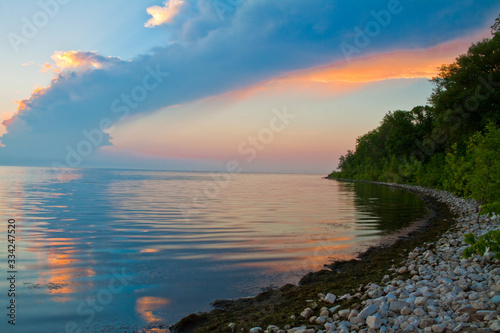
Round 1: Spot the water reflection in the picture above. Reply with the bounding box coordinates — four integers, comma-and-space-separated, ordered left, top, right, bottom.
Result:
337, 182, 426, 232
0, 167, 425, 332
136, 297, 171, 326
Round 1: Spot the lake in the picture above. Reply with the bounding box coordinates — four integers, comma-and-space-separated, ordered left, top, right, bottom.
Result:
0, 167, 425, 332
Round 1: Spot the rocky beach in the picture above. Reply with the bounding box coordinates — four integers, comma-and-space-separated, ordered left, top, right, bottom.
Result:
223, 183, 500, 333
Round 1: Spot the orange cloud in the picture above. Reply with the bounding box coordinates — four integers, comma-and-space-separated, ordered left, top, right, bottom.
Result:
145, 0, 186, 27
11, 86, 47, 113
289, 30, 490, 84
50, 51, 120, 71
2, 50, 120, 136
214, 29, 491, 100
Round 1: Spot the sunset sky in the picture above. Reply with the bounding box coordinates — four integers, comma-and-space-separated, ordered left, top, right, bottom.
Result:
0, 0, 499, 173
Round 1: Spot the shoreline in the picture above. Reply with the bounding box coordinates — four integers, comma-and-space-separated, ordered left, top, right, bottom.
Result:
170, 180, 500, 333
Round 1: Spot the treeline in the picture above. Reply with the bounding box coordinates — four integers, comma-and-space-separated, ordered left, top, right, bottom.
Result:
330, 16, 500, 215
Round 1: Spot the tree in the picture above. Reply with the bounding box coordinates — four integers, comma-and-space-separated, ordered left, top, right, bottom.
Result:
466, 123, 500, 220
429, 33, 500, 145
445, 123, 500, 221
492, 14, 500, 35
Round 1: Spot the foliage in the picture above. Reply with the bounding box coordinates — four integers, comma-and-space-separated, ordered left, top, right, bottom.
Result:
329, 15, 500, 258
463, 231, 500, 260
465, 123, 500, 212
492, 15, 500, 34
331, 15, 500, 197
481, 203, 500, 217
429, 33, 500, 145
444, 123, 500, 217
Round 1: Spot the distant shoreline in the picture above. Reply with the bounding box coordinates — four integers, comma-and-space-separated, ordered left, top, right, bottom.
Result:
170, 180, 457, 333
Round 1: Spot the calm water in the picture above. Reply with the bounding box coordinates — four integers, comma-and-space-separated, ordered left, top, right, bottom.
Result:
0, 167, 425, 332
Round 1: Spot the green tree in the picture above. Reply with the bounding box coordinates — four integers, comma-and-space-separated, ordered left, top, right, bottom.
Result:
429, 32, 500, 145
492, 14, 500, 34
467, 123, 500, 219
445, 123, 500, 220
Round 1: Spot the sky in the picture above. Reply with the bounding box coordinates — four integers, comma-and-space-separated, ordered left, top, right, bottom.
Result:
0, 0, 499, 174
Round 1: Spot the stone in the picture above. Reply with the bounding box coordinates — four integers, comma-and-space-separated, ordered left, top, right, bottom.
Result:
419, 318, 435, 329
337, 323, 349, 333
491, 295, 500, 305
286, 328, 312, 333
267, 326, 279, 333
415, 296, 427, 307
350, 316, 364, 325
329, 305, 340, 314
366, 315, 382, 329
338, 309, 350, 318
456, 312, 469, 322
323, 322, 335, 332
249, 327, 263, 333
389, 301, 409, 313
431, 324, 446, 333
401, 306, 412, 315
324, 293, 336, 304
359, 304, 379, 319
300, 308, 314, 319
348, 309, 359, 320
339, 293, 350, 300
414, 307, 426, 316
490, 320, 500, 332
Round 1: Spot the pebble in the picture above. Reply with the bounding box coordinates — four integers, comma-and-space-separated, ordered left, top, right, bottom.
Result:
324, 293, 336, 304
366, 315, 382, 329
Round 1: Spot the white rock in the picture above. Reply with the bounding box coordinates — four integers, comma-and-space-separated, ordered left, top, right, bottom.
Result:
389, 301, 409, 313
431, 323, 446, 333
366, 315, 382, 329
350, 316, 364, 325
414, 307, 426, 316
359, 304, 379, 319
401, 306, 412, 316
338, 309, 350, 318
329, 305, 340, 314
324, 293, 336, 304
266, 325, 279, 333
249, 327, 263, 333
490, 320, 500, 332
415, 296, 427, 306
300, 308, 314, 319
323, 322, 336, 332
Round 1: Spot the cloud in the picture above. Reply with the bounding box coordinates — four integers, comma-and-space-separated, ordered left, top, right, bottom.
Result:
288, 28, 492, 85
41, 51, 122, 74
145, 0, 187, 27
0, 0, 498, 167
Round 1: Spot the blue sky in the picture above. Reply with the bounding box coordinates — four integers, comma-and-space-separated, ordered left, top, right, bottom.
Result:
0, 0, 499, 173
